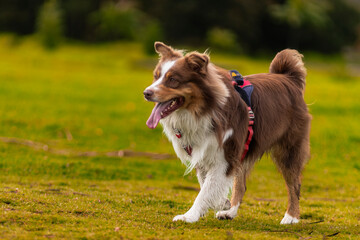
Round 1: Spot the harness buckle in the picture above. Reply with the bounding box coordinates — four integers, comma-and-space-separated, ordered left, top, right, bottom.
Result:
248, 107, 255, 121
230, 70, 244, 85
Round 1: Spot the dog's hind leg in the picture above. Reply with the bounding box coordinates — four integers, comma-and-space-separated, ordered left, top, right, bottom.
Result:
275, 151, 303, 224
216, 161, 252, 220
273, 124, 310, 224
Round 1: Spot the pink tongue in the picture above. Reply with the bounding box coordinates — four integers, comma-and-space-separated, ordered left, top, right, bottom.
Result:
146, 102, 169, 129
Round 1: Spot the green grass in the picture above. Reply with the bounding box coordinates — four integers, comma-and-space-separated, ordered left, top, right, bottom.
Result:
0, 35, 359, 239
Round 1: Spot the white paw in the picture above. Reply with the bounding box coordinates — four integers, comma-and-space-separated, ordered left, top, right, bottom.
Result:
280, 212, 299, 224
173, 212, 199, 223
216, 203, 240, 220
216, 204, 239, 220
216, 210, 235, 220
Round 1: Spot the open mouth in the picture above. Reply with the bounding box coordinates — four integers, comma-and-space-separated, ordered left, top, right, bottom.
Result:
146, 97, 185, 129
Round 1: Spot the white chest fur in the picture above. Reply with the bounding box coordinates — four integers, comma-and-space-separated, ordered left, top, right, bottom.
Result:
160, 109, 223, 174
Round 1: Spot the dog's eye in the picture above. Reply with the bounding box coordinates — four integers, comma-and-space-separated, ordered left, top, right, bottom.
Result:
167, 77, 180, 88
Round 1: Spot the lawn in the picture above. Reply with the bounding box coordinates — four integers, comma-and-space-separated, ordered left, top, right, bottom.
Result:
0, 35, 359, 239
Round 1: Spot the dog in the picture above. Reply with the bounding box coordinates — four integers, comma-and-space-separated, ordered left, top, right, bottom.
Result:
143, 42, 311, 224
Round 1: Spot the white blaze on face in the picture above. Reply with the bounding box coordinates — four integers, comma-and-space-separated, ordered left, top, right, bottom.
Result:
146, 60, 177, 92
145, 60, 178, 129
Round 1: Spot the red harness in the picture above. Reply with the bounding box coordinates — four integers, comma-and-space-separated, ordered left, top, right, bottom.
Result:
241, 106, 254, 161
230, 72, 255, 161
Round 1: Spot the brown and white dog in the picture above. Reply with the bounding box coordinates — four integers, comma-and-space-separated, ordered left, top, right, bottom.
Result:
143, 42, 311, 224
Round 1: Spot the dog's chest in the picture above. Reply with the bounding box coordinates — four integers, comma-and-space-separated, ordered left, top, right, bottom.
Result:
160, 110, 220, 165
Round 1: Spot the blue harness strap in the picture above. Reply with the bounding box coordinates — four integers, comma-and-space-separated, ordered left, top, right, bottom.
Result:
229, 70, 255, 161
229, 70, 253, 107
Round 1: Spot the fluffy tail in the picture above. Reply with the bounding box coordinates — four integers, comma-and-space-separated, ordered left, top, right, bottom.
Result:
269, 49, 307, 91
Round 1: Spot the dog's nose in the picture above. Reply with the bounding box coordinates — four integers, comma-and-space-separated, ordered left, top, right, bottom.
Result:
143, 89, 154, 100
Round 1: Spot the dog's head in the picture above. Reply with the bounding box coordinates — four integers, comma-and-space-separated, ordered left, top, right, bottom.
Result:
144, 42, 219, 129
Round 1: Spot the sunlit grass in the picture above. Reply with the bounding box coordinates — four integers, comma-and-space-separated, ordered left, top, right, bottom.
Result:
0, 35, 359, 239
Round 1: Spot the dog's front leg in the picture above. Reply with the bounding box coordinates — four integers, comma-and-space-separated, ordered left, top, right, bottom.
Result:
195, 167, 206, 189
173, 161, 232, 223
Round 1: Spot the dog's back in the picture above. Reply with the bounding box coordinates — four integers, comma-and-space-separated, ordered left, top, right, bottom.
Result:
245, 49, 310, 161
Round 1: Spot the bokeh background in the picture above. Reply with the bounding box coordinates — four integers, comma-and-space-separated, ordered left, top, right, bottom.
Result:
1, 0, 360, 54
0, 0, 359, 239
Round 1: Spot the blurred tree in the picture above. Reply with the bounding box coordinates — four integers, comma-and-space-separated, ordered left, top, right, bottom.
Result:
61, 0, 101, 41
0, 0, 101, 41
320, 0, 360, 52
0, 0, 44, 34
142, 20, 164, 55
36, 0, 64, 49
270, 0, 329, 28
136, 0, 272, 52
269, 0, 360, 52
137, 0, 360, 53
0, 0, 358, 53
270, 0, 330, 48
89, 0, 141, 41
206, 27, 240, 53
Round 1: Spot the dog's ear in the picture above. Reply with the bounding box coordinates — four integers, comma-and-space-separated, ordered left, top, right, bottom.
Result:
154, 42, 181, 59
185, 52, 209, 73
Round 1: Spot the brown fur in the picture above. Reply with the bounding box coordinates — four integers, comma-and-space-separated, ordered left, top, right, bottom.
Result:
150, 42, 311, 219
